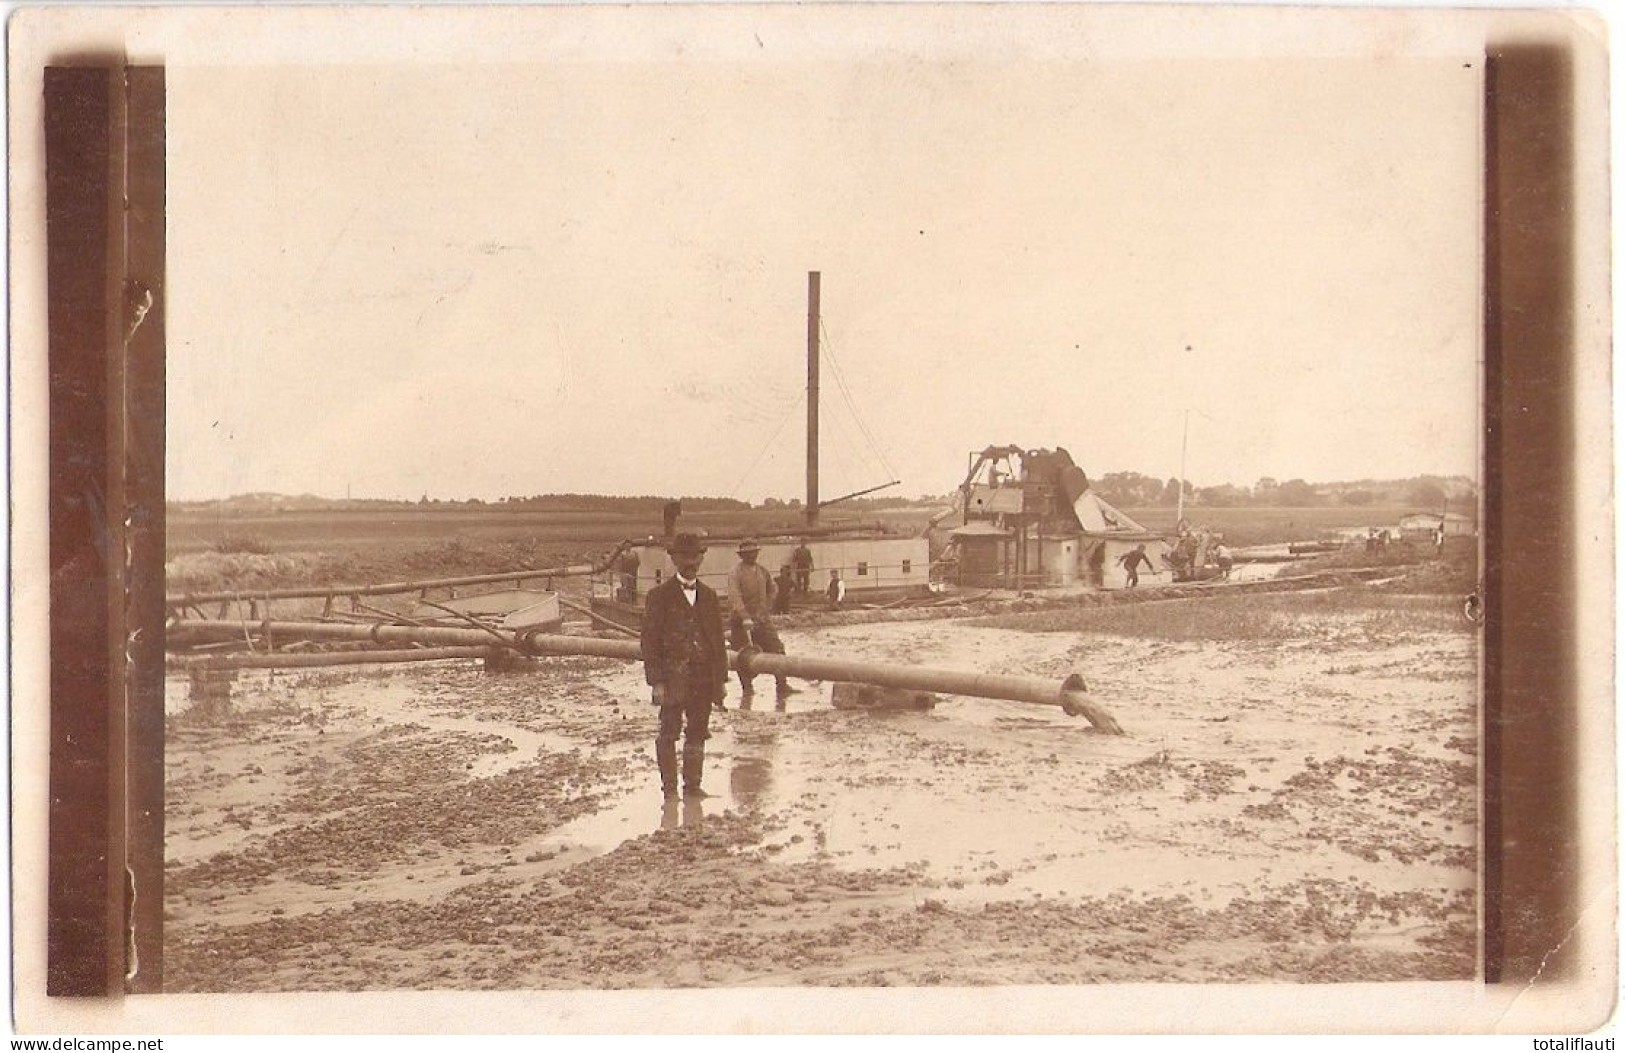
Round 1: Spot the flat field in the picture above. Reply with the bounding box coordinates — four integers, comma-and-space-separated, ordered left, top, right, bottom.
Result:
164, 507, 937, 597
166, 502, 1435, 591
164, 582, 1478, 991
166, 506, 851, 559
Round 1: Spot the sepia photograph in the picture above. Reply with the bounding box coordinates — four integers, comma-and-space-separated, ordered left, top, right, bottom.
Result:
8, 1, 1614, 1036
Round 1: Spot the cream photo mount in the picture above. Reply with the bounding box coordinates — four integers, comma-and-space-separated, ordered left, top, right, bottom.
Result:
7, 2, 1614, 1037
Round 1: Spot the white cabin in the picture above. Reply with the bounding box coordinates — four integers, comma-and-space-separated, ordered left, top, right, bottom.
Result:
618, 535, 930, 601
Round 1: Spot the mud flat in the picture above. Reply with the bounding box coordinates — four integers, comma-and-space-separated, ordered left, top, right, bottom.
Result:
164, 591, 1478, 990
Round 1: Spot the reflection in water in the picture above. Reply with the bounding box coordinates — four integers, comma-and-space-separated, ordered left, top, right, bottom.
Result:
737, 690, 799, 715
729, 756, 772, 804
659, 798, 709, 831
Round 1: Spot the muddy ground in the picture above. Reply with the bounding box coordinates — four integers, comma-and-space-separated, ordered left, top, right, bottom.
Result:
164, 594, 1478, 990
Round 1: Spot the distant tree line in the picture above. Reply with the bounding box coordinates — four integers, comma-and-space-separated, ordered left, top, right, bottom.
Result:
169, 473, 1474, 515
1089, 471, 1474, 510
497, 494, 752, 513
762, 495, 922, 512
168, 492, 756, 515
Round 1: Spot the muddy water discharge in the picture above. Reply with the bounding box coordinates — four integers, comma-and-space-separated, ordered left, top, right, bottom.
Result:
165, 603, 1478, 990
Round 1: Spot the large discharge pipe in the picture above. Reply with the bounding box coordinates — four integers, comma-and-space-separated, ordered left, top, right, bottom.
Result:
167, 619, 1124, 734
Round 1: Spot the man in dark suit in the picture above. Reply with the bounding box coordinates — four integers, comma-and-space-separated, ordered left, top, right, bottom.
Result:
640, 532, 729, 800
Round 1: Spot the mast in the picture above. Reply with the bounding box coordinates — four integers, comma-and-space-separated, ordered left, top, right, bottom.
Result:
1177, 409, 1189, 527
806, 270, 820, 526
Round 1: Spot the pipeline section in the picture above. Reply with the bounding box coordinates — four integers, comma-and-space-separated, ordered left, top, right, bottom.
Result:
166, 619, 1124, 735
164, 541, 637, 610
169, 646, 492, 671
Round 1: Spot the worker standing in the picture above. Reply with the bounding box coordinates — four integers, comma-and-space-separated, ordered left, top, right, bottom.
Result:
774, 563, 794, 615
791, 540, 815, 596
1170, 536, 1194, 581
1215, 543, 1234, 580
826, 569, 846, 609
640, 533, 728, 801
616, 547, 640, 602
1118, 544, 1154, 589
728, 538, 795, 705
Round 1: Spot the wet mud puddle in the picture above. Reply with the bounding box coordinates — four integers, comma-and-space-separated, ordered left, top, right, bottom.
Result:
527, 686, 1220, 906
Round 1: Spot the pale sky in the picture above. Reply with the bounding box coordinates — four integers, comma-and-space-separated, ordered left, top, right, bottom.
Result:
164, 10, 1485, 502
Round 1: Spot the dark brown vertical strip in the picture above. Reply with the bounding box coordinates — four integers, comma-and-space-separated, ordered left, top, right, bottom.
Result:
1482, 44, 1577, 984
1479, 51, 1504, 984
123, 65, 167, 994
45, 65, 118, 996
103, 59, 132, 1001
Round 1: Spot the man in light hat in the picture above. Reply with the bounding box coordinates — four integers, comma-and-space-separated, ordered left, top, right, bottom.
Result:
640, 532, 728, 800
727, 538, 795, 706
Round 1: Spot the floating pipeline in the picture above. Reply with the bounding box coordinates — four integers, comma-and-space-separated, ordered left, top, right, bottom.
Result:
164, 618, 1124, 735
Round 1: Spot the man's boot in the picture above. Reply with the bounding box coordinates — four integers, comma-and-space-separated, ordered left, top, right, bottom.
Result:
682, 742, 711, 799
656, 738, 679, 800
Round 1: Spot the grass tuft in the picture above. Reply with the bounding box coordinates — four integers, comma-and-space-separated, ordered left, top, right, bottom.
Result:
212, 532, 273, 555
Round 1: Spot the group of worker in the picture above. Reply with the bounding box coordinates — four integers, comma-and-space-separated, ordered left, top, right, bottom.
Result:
620, 536, 842, 609
639, 533, 839, 802
1114, 540, 1232, 587
772, 545, 845, 612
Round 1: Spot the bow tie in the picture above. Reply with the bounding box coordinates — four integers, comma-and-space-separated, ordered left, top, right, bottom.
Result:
678, 580, 698, 591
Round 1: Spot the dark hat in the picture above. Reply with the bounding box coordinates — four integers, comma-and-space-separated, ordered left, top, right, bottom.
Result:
667, 533, 707, 558
737, 538, 761, 554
